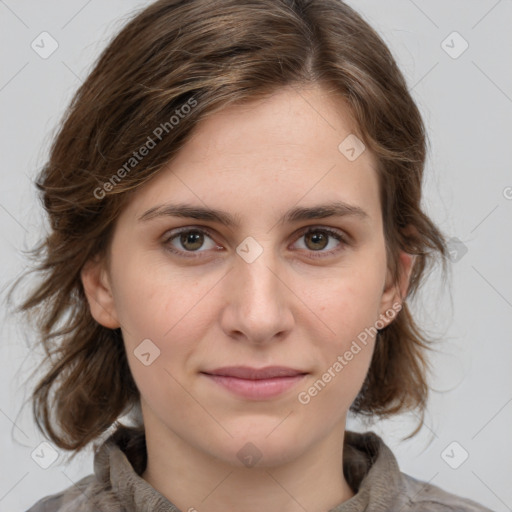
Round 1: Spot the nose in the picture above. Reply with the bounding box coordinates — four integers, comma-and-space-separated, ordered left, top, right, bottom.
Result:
219, 241, 294, 345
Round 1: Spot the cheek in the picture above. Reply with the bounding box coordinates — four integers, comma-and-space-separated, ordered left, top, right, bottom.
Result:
111, 258, 221, 391
306, 264, 386, 343
296, 278, 381, 419
110, 250, 211, 338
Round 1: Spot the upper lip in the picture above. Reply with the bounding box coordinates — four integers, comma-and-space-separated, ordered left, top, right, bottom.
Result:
202, 366, 307, 380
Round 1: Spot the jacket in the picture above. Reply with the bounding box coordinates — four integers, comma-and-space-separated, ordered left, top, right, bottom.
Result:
25, 425, 494, 511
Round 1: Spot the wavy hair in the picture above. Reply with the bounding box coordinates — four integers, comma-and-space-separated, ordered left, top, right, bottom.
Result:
6, 0, 448, 457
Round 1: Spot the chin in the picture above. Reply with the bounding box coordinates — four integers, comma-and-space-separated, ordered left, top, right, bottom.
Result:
213, 426, 306, 469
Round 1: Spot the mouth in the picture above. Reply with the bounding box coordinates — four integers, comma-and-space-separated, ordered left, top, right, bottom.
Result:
200, 366, 308, 400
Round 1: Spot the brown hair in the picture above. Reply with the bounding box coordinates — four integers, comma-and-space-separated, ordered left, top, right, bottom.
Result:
7, 0, 447, 457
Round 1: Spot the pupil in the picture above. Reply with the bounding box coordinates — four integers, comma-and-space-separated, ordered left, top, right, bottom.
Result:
182, 231, 203, 250
308, 232, 327, 250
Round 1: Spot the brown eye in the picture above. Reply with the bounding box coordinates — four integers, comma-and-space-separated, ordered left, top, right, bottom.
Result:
304, 231, 330, 251
179, 231, 205, 251
163, 228, 220, 257
292, 227, 349, 259
162, 225, 349, 260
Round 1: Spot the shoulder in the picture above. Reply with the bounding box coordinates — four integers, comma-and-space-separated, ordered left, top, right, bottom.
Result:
343, 430, 495, 512
25, 425, 148, 512
24, 474, 120, 512
399, 472, 495, 512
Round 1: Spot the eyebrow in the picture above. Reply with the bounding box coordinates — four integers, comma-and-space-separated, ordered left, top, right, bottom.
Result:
137, 200, 369, 227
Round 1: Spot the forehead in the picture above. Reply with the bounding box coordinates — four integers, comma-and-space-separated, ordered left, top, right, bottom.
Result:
185, 84, 372, 165
120, 84, 381, 226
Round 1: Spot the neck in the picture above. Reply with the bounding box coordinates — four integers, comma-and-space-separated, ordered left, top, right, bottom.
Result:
141, 423, 355, 512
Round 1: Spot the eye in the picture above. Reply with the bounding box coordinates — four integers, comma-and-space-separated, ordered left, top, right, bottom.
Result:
162, 226, 349, 259
291, 226, 349, 258
163, 227, 221, 258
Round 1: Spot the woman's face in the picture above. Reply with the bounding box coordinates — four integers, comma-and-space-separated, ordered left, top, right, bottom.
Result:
82, 84, 409, 467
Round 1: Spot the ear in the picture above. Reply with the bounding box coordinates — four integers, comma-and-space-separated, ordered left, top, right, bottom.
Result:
378, 250, 415, 327
80, 255, 120, 329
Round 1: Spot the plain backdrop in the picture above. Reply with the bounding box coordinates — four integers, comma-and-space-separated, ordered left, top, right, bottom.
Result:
0, 1, 511, 511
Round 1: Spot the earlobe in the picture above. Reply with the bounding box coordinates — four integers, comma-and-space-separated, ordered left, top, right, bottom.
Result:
80, 256, 120, 329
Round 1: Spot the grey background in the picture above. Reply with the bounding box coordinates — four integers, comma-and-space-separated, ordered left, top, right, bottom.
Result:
0, 1, 511, 510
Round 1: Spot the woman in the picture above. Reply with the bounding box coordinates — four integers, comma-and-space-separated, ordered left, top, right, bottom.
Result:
12, 0, 493, 510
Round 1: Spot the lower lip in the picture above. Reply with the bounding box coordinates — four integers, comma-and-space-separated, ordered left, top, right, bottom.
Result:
203, 373, 307, 400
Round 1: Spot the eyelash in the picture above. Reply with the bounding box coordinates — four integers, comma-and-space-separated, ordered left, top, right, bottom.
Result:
162, 225, 350, 260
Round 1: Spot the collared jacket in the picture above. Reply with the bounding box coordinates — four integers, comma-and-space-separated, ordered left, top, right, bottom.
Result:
26, 426, 494, 512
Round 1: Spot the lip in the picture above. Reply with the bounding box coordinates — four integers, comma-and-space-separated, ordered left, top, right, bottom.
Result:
201, 366, 308, 400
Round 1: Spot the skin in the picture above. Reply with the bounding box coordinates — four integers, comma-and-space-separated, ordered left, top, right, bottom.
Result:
81, 84, 413, 512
